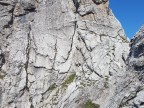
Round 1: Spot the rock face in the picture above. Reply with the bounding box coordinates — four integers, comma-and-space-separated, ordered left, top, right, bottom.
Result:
122, 26, 144, 108
1, 0, 144, 108
128, 25, 144, 73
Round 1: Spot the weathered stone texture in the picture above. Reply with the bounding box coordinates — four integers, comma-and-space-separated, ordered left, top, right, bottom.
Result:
1, 0, 144, 108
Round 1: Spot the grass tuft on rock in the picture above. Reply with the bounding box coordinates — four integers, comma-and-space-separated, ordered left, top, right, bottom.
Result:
83, 100, 100, 108
48, 83, 57, 91
62, 73, 76, 87
0, 75, 4, 79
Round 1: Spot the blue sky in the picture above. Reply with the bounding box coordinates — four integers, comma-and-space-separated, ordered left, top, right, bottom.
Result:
110, 0, 144, 39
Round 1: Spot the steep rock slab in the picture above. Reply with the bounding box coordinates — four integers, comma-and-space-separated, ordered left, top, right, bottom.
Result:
128, 25, 144, 73
108, 25, 144, 108
0, 0, 129, 108
119, 25, 144, 108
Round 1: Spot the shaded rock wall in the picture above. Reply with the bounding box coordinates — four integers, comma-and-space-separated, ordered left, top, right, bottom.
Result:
120, 25, 144, 108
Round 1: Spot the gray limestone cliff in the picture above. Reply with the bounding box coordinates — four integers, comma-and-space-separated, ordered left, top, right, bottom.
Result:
0, 0, 143, 108
121, 25, 144, 108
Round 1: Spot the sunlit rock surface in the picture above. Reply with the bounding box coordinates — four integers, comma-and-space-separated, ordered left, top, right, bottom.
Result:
2, 0, 144, 108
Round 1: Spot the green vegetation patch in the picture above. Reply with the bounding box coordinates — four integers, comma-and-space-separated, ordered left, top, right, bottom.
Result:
0, 74, 4, 79
62, 74, 76, 87
48, 83, 57, 91
83, 100, 100, 108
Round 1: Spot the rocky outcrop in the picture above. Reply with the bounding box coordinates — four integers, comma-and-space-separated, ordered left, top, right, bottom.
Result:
1, 0, 144, 108
128, 26, 144, 73
120, 25, 144, 108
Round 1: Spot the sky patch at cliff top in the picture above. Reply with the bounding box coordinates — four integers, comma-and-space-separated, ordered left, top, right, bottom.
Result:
110, 0, 144, 39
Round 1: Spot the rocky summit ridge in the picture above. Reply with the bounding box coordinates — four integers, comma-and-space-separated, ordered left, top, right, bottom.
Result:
0, 0, 143, 108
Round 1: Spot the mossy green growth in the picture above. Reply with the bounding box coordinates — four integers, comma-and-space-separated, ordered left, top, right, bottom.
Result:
83, 100, 100, 108
62, 74, 76, 87
48, 83, 57, 91
0, 75, 4, 79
